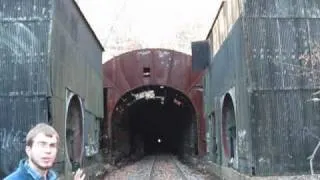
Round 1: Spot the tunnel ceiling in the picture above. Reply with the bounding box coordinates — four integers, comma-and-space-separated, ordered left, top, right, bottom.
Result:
102, 48, 206, 155
112, 85, 191, 116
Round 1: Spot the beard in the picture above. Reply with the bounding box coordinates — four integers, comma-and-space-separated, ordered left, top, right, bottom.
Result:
30, 156, 54, 171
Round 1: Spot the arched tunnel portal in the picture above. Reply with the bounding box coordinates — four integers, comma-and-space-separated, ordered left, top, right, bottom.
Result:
102, 49, 206, 160
111, 85, 197, 157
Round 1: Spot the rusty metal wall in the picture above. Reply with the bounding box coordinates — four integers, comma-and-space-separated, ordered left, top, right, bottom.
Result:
205, 0, 320, 177
0, 0, 53, 177
50, 0, 104, 173
103, 49, 206, 156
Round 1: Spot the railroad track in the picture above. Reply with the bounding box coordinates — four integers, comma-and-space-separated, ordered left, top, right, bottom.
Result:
147, 155, 157, 180
172, 157, 188, 180
148, 154, 188, 180
105, 154, 205, 180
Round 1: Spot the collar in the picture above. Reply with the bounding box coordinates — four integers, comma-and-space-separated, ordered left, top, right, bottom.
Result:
20, 159, 58, 180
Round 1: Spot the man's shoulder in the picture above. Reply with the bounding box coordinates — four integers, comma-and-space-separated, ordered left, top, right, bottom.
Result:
4, 167, 59, 180
3, 168, 30, 180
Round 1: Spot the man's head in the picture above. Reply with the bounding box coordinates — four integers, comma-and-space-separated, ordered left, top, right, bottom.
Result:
25, 123, 59, 171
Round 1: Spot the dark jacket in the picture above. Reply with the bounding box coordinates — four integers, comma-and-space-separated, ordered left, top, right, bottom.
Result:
4, 159, 58, 180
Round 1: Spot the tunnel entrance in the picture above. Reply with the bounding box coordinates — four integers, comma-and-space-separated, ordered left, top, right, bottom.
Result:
111, 85, 197, 159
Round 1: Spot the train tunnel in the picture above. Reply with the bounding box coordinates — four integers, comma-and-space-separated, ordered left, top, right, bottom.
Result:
111, 85, 197, 156
102, 49, 206, 159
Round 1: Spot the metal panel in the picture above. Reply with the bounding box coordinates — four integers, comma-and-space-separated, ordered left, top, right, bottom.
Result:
0, 0, 52, 20
251, 90, 320, 175
244, 14, 320, 176
205, 0, 320, 177
208, 19, 242, 97
0, 96, 48, 176
191, 40, 211, 71
244, 0, 320, 18
0, 0, 52, 177
0, 22, 50, 95
244, 0, 305, 18
48, 0, 103, 173
51, 0, 103, 117
0, 0, 103, 177
246, 18, 281, 90
305, 18, 320, 87
54, 0, 103, 74
245, 18, 311, 90
304, 0, 320, 17
205, 18, 252, 172
278, 19, 309, 88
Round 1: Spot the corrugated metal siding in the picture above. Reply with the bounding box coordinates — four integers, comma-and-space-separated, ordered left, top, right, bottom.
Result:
205, 18, 251, 172
0, 97, 48, 175
244, 1, 320, 175
243, 0, 320, 18
243, 0, 306, 18
245, 18, 311, 90
205, 0, 320, 176
206, 19, 243, 109
0, 0, 52, 20
51, 0, 103, 118
251, 90, 320, 175
49, 0, 103, 171
0, 0, 103, 177
0, 0, 52, 177
0, 22, 50, 94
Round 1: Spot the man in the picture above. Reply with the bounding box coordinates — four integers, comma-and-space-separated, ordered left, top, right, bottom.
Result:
4, 123, 86, 180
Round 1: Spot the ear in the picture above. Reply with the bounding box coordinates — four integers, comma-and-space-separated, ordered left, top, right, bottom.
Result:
25, 145, 31, 157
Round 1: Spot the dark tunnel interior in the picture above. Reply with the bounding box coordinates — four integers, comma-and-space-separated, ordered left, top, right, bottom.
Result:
111, 85, 197, 158
129, 97, 190, 155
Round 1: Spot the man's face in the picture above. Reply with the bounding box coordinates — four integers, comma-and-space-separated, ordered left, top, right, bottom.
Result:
26, 133, 58, 170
